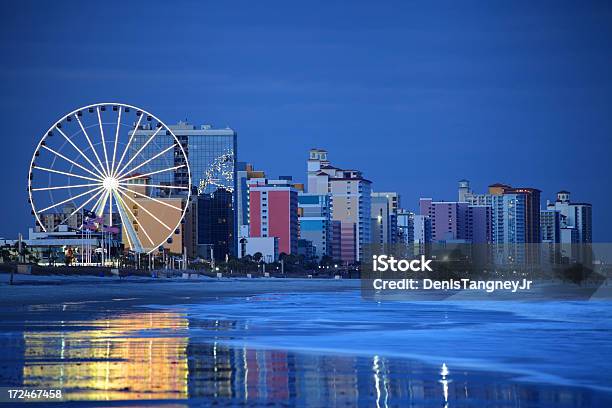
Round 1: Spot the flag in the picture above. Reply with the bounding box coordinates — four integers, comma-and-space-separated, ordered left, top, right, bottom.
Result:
82, 219, 97, 230
83, 210, 96, 218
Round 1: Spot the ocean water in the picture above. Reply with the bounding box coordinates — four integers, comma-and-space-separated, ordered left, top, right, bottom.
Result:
180, 292, 612, 392
1, 286, 612, 407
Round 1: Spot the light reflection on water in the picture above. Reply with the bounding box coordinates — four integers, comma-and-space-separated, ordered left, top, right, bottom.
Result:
1, 299, 610, 407
22, 313, 189, 401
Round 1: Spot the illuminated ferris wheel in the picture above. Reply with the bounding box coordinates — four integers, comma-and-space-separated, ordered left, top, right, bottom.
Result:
197, 151, 234, 195
27, 103, 191, 254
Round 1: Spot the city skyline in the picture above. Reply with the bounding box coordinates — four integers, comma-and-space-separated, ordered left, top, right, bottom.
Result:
1, 1, 611, 240
1, 4, 611, 408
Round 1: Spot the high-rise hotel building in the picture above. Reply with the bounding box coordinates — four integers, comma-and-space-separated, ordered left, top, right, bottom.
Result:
545, 191, 592, 264
461, 180, 541, 245
371, 192, 400, 245
418, 199, 492, 244
461, 180, 541, 264
236, 163, 266, 249
546, 191, 592, 244
307, 149, 371, 263
129, 121, 237, 259
298, 193, 331, 260
248, 178, 298, 255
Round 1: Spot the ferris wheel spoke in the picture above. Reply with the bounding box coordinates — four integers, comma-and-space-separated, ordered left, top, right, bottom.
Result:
115, 197, 137, 250
55, 189, 106, 230
112, 114, 143, 178
114, 190, 146, 251
97, 107, 111, 175
110, 106, 122, 178
55, 127, 106, 179
96, 190, 110, 217
40, 145, 105, 180
112, 190, 135, 250
115, 187, 173, 231
38, 185, 104, 213
119, 164, 186, 182
115, 126, 163, 177
114, 143, 175, 180
116, 184, 182, 211
114, 190, 156, 246
90, 189, 108, 218
31, 182, 101, 192
117, 182, 188, 190
75, 114, 108, 177
33, 166, 103, 183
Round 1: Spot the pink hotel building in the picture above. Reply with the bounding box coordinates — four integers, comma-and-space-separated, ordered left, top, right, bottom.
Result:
248, 178, 299, 255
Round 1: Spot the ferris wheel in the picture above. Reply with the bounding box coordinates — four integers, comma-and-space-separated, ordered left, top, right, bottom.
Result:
28, 102, 191, 254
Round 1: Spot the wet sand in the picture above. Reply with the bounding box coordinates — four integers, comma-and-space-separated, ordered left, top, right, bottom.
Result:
0, 273, 356, 308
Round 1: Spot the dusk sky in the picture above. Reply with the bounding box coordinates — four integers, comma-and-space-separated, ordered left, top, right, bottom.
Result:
1, 1, 611, 240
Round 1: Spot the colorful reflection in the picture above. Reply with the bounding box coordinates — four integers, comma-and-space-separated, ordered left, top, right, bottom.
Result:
11, 310, 610, 406
183, 342, 604, 407
22, 312, 189, 401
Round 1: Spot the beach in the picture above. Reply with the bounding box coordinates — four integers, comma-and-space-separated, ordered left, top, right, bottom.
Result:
1, 273, 612, 407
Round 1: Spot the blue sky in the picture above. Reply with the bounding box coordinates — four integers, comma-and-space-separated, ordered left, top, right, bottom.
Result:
1, 1, 611, 240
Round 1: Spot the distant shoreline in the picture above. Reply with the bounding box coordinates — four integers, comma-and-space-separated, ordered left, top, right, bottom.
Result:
0, 273, 358, 309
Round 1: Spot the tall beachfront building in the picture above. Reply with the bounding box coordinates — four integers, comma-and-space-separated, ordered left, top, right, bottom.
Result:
419, 199, 469, 242
459, 180, 493, 206
397, 209, 436, 256
460, 180, 541, 264
248, 178, 298, 255
298, 193, 331, 260
418, 199, 492, 244
458, 179, 471, 203
467, 206, 493, 244
130, 121, 237, 260
413, 214, 432, 254
392, 210, 432, 257
307, 149, 371, 263
460, 181, 541, 245
491, 192, 526, 244
235, 162, 266, 249
546, 191, 592, 244
371, 192, 400, 245
545, 191, 592, 264
396, 210, 414, 247
541, 209, 561, 243
488, 184, 541, 247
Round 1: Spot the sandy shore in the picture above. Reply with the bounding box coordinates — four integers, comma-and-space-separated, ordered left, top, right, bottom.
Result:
0, 272, 358, 309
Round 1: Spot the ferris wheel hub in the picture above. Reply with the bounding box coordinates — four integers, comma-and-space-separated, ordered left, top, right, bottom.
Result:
102, 176, 119, 192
